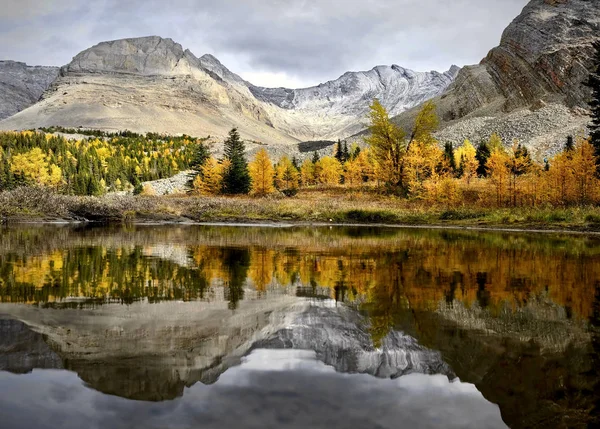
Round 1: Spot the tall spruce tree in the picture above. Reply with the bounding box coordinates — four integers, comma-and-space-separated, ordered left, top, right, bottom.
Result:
335, 139, 343, 163
586, 41, 600, 164
191, 141, 210, 170
565, 135, 575, 152
342, 141, 350, 163
222, 128, 251, 194
476, 142, 491, 177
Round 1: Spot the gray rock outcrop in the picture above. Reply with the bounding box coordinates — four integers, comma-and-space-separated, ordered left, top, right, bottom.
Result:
63, 36, 191, 76
389, 0, 600, 155
0, 61, 59, 120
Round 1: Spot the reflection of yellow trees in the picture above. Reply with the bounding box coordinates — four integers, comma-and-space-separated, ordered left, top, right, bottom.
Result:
248, 248, 273, 292
1, 230, 598, 324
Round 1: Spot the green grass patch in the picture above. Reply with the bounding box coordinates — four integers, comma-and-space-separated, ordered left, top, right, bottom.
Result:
343, 209, 400, 223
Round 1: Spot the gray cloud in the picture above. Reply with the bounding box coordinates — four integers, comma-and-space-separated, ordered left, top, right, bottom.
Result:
0, 0, 529, 87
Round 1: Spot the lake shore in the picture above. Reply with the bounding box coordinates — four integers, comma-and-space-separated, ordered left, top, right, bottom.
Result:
2, 187, 600, 234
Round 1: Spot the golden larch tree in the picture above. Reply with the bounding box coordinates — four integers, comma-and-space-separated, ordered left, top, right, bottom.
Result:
315, 156, 343, 185
300, 159, 316, 186
193, 157, 228, 195
454, 140, 478, 184
249, 149, 275, 196
364, 99, 406, 189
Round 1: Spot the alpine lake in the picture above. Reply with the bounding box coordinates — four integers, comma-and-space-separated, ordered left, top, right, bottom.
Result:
0, 224, 598, 429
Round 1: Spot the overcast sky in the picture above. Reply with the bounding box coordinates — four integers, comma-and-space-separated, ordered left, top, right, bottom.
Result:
1, 0, 529, 88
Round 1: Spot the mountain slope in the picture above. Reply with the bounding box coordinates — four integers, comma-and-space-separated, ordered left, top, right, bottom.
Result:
388, 0, 600, 157
0, 37, 456, 147
0, 61, 59, 120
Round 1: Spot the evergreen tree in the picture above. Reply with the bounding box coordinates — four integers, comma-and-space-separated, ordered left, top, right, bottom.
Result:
191, 141, 210, 170
476, 142, 491, 177
335, 139, 343, 163
586, 41, 600, 163
291, 156, 300, 171
443, 142, 457, 173
352, 146, 361, 160
565, 135, 575, 152
312, 151, 320, 164
222, 128, 251, 194
342, 141, 350, 163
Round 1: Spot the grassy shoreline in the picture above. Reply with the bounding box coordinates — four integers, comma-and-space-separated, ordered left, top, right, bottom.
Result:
2, 187, 600, 233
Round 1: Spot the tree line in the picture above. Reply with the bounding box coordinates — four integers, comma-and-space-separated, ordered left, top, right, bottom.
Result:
0, 131, 206, 195
190, 98, 599, 208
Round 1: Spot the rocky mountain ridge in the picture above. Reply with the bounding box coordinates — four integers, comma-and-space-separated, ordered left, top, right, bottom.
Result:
0, 36, 456, 148
0, 61, 59, 120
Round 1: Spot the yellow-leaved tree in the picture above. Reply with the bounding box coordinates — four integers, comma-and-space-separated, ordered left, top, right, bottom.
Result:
249, 149, 275, 196
409, 100, 439, 146
546, 151, 575, 205
10, 147, 63, 187
315, 156, 343, 185
300, 159, 316, 186
571, 138, 598, 204
404, 140, 442, 198
486, 148, 510, 207
274, 156, 299, 192
193, 157, 228, 195
454, 140, 478, 184
364, 99, 406, 190
343, 157, 364, 186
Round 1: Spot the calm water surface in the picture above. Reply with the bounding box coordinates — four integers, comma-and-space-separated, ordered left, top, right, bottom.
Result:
0, 225, 598, 429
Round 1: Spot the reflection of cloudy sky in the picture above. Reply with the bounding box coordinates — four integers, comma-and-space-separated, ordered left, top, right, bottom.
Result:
1, 0, 528, 87
0, 349, 507, 429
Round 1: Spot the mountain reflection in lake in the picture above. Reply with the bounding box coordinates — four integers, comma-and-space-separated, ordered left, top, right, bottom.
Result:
0, 224, 599, 429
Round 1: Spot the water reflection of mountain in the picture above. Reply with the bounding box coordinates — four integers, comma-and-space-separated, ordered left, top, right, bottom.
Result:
0, 298, 453, 401
0, 224, 599, 427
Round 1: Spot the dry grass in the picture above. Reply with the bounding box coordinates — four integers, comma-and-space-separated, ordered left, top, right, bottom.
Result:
2, 186, 600, 231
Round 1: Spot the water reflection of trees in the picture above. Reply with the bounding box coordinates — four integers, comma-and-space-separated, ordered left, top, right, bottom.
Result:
1, 226, 599, 324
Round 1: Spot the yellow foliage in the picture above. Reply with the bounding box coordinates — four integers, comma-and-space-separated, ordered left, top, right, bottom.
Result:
410, 101, 439, 145
249, 149, 275, 196
274, 156, 299, 191
315, 156, 342, 185
300, 159, 316, 186
455, 140, 478, 184
10, 148, 52, 186
193, 157, 227, 195
364, 99, 406, 188
344, 158, 364, 186
404, 141, 442, 198
486, 149, 510, 207
141, 184, 157, 196
48, 164, 63, 188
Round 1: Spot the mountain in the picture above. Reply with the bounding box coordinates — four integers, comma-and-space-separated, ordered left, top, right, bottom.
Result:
0, 36, 456, 151
0, 61, 59, 120
389, 0, 600, 158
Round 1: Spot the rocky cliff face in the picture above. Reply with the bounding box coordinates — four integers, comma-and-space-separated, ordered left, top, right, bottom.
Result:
63, 36, 191, 76
0, 61, 59, 120
0, 36, 455, 149
484, 0, 599, 111
390, 0, 600, 157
